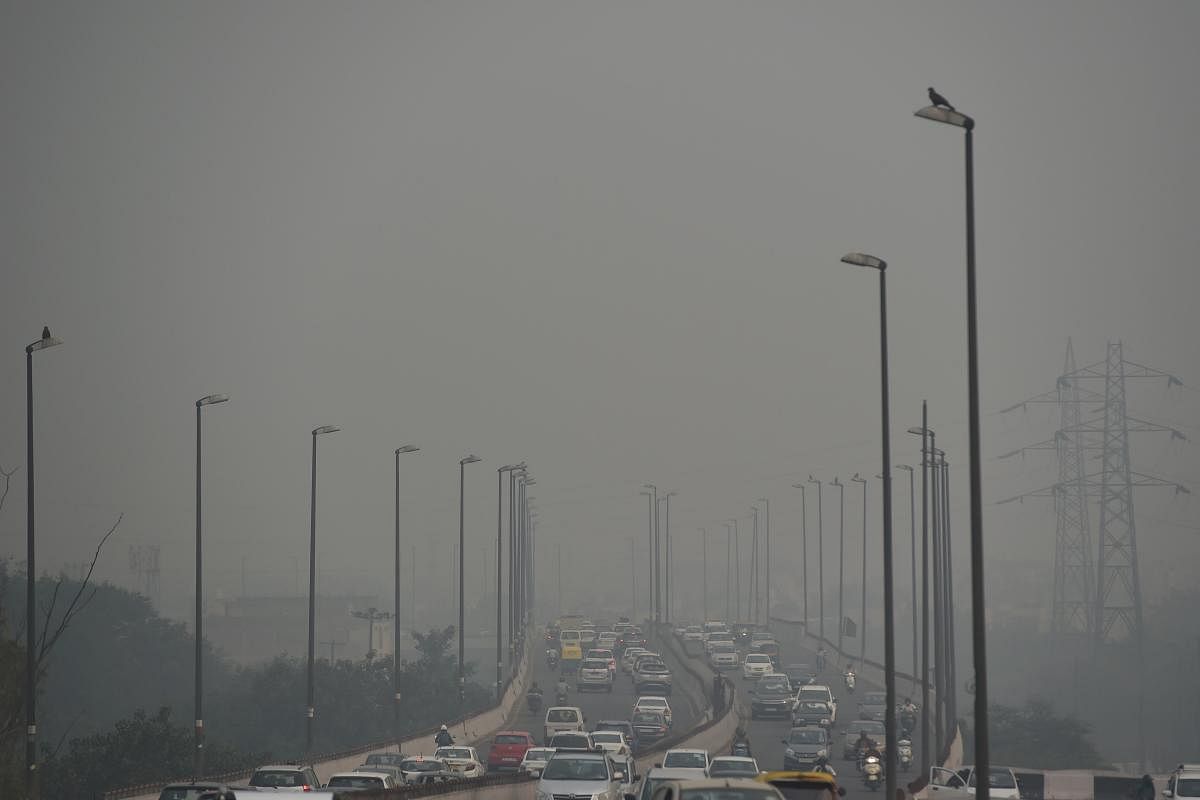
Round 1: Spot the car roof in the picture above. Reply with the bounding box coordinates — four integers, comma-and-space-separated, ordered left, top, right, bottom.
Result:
332, 770, 390, 778
667, 749, 708, 756
757, 770, 838, 787
254, 764, 313, 771
711, 756, 757, 764
494, 730, 532, 736
799, 684, 832, 691
645, 768, 709, 779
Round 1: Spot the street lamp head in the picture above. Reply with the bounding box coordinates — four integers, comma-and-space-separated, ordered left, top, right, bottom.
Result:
791, 483, 805, 490
312, 425, 340, 436
840, 252, 887, 271
907, 426, 931, 437
27, 327, 64, 353
197, 394, 229, 407
642, 483, 656, 490
830, 476, 841, 487
640, 490, 653, 497
396, 445, 420, 454
664, 490, 677, 498
915, 104, 975, 131
807, 475, 820, 485
852, 473, 866, 484
756, 497, 768, 504
896, 464, 914, 473
460, 454, 481, 465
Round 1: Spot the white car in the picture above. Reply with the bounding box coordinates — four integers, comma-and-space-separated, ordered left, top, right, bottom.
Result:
707, 756, 761, 779
589, 730, 632, 757
929, 766, 1022, 800
520, 747, 556, 777
622, 647, 648, 673
633, 695, 673, 728
683, 625, 704, 642
536, 750, 624, 800
544, 706, 586, 742
434, 746, 485, 778
661, 749, 709, 778
742, 653, 773, 680
709, 642, 739, 670
794, 684, 839, 725
704, 631, 734, 653
327, 771, 398, 791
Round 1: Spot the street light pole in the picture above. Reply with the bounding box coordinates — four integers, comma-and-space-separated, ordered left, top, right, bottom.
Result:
496, 462, 522, 702
792, 484, 809, 633
194, 393, 228, 778
724, 522, 733, 623
700, 528, 708, 622
306, 424, 340, 760
663, 491, 676, 623
842, 250, 896, 800
831, 476, 844, 660
25, 327, 62, 800
458, 454, 481, 703
642, 484, 658, 622
916, 98, 988, 799
758, 498, 770, 622
908, 415, 932, 773
732, 517, 741, 621
897, 464, 917, 689
807, 476, 824, 645
394, 445, 419, 736
852, 473, 868, 670
750, 505, 759, 624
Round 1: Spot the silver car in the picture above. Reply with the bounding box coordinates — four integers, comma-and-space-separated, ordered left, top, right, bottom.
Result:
535, 751, 624, 800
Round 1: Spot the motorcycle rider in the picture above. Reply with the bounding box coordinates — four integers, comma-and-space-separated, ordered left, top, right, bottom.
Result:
814, 755, 837, 777
816, 647, 828, 672
555, 677, 570, 702
731, 726, 752, 757
435, 724, 454, 747
844, 665, 857, 691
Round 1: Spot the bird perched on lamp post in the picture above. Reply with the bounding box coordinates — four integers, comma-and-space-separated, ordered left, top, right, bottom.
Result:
928, 87, 954, 110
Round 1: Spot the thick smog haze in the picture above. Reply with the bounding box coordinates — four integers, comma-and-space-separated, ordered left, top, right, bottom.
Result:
2, 0, 1198, 645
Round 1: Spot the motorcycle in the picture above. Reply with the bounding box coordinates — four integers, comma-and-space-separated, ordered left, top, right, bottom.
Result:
844, 672, 856, 693
898, 739, 913, 773
555, 686, 569, 705
861, 755, 883, 791
731, 741, 752, 758
526, 691, 543, 713
546, 649, 559, 669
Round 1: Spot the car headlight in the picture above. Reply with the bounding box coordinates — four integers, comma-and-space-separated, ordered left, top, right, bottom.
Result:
821, 719, 831, 726
785, 748, 795, 757
817, 749, 827, 757
537, 792, 552, 800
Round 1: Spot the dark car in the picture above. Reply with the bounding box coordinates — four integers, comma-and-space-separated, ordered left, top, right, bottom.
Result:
631, 709, 669, 742
751, 680, 794, 720
792, 700, 834, 729
595, 719, 640, 752
398, 756, 457, 784
364, 752, 408, 769
781, 726, 831, 771
859, 691, 887, 721
782, 664, 816, 686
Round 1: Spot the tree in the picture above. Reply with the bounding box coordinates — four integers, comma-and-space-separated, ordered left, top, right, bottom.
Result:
971, 698, 1109, 770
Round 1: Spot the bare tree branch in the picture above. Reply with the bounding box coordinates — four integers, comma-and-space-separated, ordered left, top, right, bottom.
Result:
37, 514, 122, 666
0, 465, 16, 514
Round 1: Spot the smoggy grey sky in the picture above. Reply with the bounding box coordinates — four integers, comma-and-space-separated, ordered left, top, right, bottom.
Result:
2, 1, 1197, 619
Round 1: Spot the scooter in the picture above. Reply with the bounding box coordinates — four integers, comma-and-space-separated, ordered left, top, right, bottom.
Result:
527, 692, 543, 713
555, 685, 569, 705
546, 649, 559, 669
861, 755, 883, 791
898, 739, 913, 773
844, 672, 856, 693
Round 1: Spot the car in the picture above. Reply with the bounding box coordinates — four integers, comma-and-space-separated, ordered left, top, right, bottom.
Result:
732, 622, 758, 646
661, 749, 710, 778
794, 685, 838, 726
545, 706, 586, 743
710, 642, 739, 670
398, 756, 457, 784
633, 695, 673, 727
579, 657, 616, 692
487, 730, 536, 771
858, 691, 887, 721
612, 753, 640, 798
791, 700, 834, 729
683, 626, 704, 642
1166, 765, 1200, 800
248, 764, 322, 791
550, 730, 597, 751
158, 783, 250, 800
630, 708, 670, 743
594, 719, 640, 752
623, 647, 649, 673
353, 763, 405, 783
363, 752, 407, 770
750, 677, 794, 720
588, 648, 618, 672
928, 766, 1022, 800
598, 632, 620, 651
840, 720, 886, 759
781, 727, 830, 771
782, 664, 816, 687
704, 630, 734, 653
579, 629, 598, 647
327, 770, 398, 791
743, 653, 774, 680
633, 767, 711, 800
536, 750, 625, 800
434, 745, 485, 778
707, 756, 761, 779
756, 769, 846, 800
590, 730, 633, 757
633, 659, 674, 694
645, 776, 787, 800
520, 747, 557, 777
749, 640, 781, 667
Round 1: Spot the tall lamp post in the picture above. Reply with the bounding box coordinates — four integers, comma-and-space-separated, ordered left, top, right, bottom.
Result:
496, 462, 524, 700
749, 505, 759, 623
394, 445, 419, 738
194, 393, 228, 778
730, 517, 740, 621
642, 484, 658, 622
897, 464, 918, 688
851, 473, 868, 669
791, 484, 809, 632
908, 417, 932, 773
842, 250, 896, 800
807, 476, 824, 645
757, 498, 770, 622
915, 95, 988, 798
699, 528, 708, 622
25, 327, 62, 800
831, 476, 845, 659
724, 522, 734, 622
663, 491, 676, 622
306, 424, 340, 759
458, 454, 481, 701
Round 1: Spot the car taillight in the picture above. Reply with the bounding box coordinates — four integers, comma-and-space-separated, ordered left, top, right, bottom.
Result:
301, 786, 312, 792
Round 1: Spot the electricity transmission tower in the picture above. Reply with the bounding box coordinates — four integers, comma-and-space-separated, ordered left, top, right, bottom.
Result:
128, 544, 161, 608
999, 340, 1187, 648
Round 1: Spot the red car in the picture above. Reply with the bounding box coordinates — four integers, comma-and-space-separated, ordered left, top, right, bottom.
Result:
486, 730, 536, 772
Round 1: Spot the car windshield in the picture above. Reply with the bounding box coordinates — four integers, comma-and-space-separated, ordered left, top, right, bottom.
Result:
632, 711, 663, 724
864, 692, 886, 705
366, 753, 404, 765
542, 756, 609, 781
680, 788, 781, 800
592, 732, 622, 743
639, 698, 667, 708
788, 729, 826, 744
709, 760, 758, 776
495, 734, 527, 745
401, 759, 443, 772
548, 709, 580, 722
250, 771, 306, 787
798, 702, 828, 713
159, 787, 220, 800
798, 689, 830, 701
552, 734, 589, 747
747, 654, 770, 663
760, 675, 790, 689
1176, 780, 1200, 795
437, 748, 472, 759
663, 752, 707, 768
525, 749, 554, 760
329, 775, 384, 788
583, 659, 608, 669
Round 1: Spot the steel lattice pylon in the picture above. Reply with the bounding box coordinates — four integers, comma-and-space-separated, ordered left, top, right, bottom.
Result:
1095, 341, 1143, 645
1053, 339, 1094, 641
